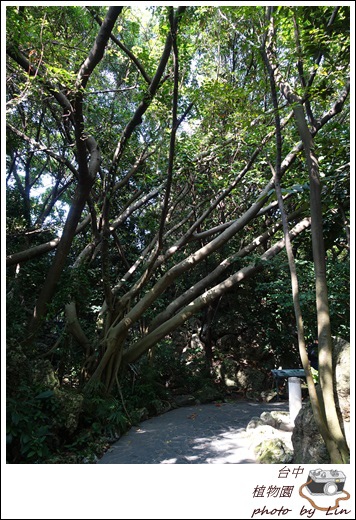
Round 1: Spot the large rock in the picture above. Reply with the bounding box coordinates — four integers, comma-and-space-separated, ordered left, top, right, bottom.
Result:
149, 400, 171, 415
236, 367, 266, 395
292, 336, 350, 463
255, 438, 293, 464
333, 337, 350, 446
219, 358, 239, 387
260, 411, 292, 431
173, 394, 197, 407
260, 390, 278, 403
292, 400, 330, 463
134, 407, 149, 422
244, 422, 294, 464
32, 359, 60, 389
194, 385, 223, 404
247, 411, 292, 432
246, 416, 265, 430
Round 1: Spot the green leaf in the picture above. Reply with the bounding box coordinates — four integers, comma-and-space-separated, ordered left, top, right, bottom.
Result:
35, 390, 54, 399
21, 434, 31, 444
11, 412, 20, 425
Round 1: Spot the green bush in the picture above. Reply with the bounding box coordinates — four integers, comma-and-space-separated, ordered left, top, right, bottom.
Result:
7, 386, 131, 463
7, 386, 61, 463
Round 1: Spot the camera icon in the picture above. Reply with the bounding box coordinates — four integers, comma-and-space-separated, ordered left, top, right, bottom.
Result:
306, 468, 346, 496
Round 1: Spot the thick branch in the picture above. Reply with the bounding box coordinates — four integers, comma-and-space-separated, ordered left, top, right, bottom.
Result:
123, 218, 311, 364
149, 208, 305, 332
87, 7, 152, 85
6, 123, 78, 178
76, 7, 123, 90
264, 10, 349, 462
28, 137, 101, 336
6, 215, 91, 267
109, 184, 163, 232
104, 180, 273, 342
6, 45, 73, 114
110, 7, 186, 172
112, 150, 155, 193
65, 302, 92, 356
158, 8, 180, 248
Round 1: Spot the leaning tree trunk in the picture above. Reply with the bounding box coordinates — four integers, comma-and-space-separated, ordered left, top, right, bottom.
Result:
261, 46, 343, 464
263, 6, 349, 463
291, 107, 350, 463
22, 7, 123, 338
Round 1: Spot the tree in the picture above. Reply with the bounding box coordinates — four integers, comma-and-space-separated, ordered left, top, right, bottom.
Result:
260, 6, 349, 463
6, 6, 349, 438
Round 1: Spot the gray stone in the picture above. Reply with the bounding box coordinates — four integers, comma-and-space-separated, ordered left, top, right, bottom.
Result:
83, 454, 99, 464
333, 337, 350, 446
218, 358, 239, 387
254, 438, 294, 464
236, 367, 266, 394
244, 420, 294, 464
246, 416, 265, 430
292, 400, 330, 463
173, 394, 197, 407
260, 390, 278, 403
260, 410, 292, 430
260, 411, 278, 428
32, 359, 60, 389
194, 386, 223, 404
135, 407, 149, 421
248, 424, 278, 437
270, 410, 292, 430
150, 400, 171, 415
292, 336, 350, 463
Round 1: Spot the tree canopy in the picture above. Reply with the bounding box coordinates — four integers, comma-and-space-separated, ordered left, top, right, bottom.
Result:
6, 5, 350, 465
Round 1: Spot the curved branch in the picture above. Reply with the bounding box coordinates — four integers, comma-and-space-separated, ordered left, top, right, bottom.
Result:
87, 7, 152, 85
109, 184, 164, 232
110, 7, 186, 173
158, 7, 180, 248
6, 45, 73, 114
149, 208, 306, 332
122, 218, 311, 364
65, 302, 92, 356
6, 123, 78, 178
6, 215, 91, 267
76, 7, 123, 90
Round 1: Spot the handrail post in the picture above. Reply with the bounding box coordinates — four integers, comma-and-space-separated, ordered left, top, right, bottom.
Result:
288, 377, 302, 424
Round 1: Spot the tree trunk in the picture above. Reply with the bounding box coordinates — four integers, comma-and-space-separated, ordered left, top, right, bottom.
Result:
287, 104, 349, 463
263, 6, 349, 462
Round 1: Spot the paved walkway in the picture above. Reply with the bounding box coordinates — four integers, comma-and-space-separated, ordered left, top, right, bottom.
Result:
97, 400, 289, 464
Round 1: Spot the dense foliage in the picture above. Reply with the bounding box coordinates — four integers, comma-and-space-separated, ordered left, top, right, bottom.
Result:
6, 5, 349, 463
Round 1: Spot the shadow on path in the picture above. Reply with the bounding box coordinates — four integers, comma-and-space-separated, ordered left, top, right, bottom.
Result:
97, 401, 289, 464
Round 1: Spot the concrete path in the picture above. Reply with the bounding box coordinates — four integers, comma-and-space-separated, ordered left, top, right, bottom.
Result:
97, 400, 289, 464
